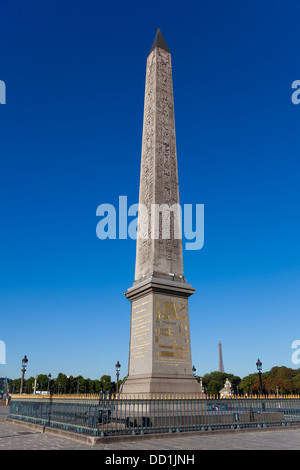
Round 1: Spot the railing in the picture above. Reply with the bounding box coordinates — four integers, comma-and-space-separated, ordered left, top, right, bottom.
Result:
8, 394, 300, 437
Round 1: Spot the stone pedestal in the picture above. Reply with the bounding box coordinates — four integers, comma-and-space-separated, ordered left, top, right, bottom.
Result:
122, 276, 201, 395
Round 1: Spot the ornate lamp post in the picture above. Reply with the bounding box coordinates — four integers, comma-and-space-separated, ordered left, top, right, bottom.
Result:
47, 373, 52, 393
20, 355, 28, 394
192, 365, 196, 376
256, 358, 263, 395
115, 361, 121, 394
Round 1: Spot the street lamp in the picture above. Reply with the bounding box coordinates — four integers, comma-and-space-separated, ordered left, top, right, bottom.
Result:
192, 365, 196, 376
47, 373, 52, 393
20, 355, 28, 394
115, 361, 121, 394
256, 358, 263, 395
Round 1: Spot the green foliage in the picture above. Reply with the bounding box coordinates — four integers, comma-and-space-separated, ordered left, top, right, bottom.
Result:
237, 367, 300, 395
9, 372, 125, 394
200, 367, 300, 396
100, 375, 114, 392
238, 374, 257, 395
10, 366, 300, 396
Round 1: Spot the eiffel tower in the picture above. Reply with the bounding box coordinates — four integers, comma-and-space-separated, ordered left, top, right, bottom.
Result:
218, 339, 225, 373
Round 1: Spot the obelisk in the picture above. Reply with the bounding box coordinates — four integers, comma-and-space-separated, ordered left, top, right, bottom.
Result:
122, 29, 201, 395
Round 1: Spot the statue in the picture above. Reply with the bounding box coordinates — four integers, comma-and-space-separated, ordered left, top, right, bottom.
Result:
220, 378, 233, 398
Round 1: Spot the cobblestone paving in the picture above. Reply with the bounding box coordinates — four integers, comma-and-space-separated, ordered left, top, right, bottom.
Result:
1, 408, 300, 450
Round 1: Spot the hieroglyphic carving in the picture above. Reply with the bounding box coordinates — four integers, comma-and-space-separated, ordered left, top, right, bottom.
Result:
135, 46, 184, 282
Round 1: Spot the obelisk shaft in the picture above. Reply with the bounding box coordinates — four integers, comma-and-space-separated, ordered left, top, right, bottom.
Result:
135, 30, 184, 284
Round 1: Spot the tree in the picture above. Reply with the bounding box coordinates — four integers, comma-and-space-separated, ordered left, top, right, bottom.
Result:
74, 375, 84, 393
37, 374, 49, 391
207, 379, 221, 395
25, 376, 35, 393
93, 379, 101, 393
238, 374, 258, 395
55, 373, 69, 393
100, 375, 113, 393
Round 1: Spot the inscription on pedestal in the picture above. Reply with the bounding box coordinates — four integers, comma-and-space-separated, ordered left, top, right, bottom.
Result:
129, 296, 153, 376
154, 298, 191, 370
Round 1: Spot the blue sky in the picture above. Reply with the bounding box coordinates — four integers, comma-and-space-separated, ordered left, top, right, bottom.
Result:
0, 0, 300, 382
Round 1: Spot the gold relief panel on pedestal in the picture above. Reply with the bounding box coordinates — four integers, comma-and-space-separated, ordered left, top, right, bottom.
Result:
154, 299, 190, 366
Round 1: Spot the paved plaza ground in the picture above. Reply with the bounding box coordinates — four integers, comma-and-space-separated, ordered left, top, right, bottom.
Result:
1, 407, 300, 450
